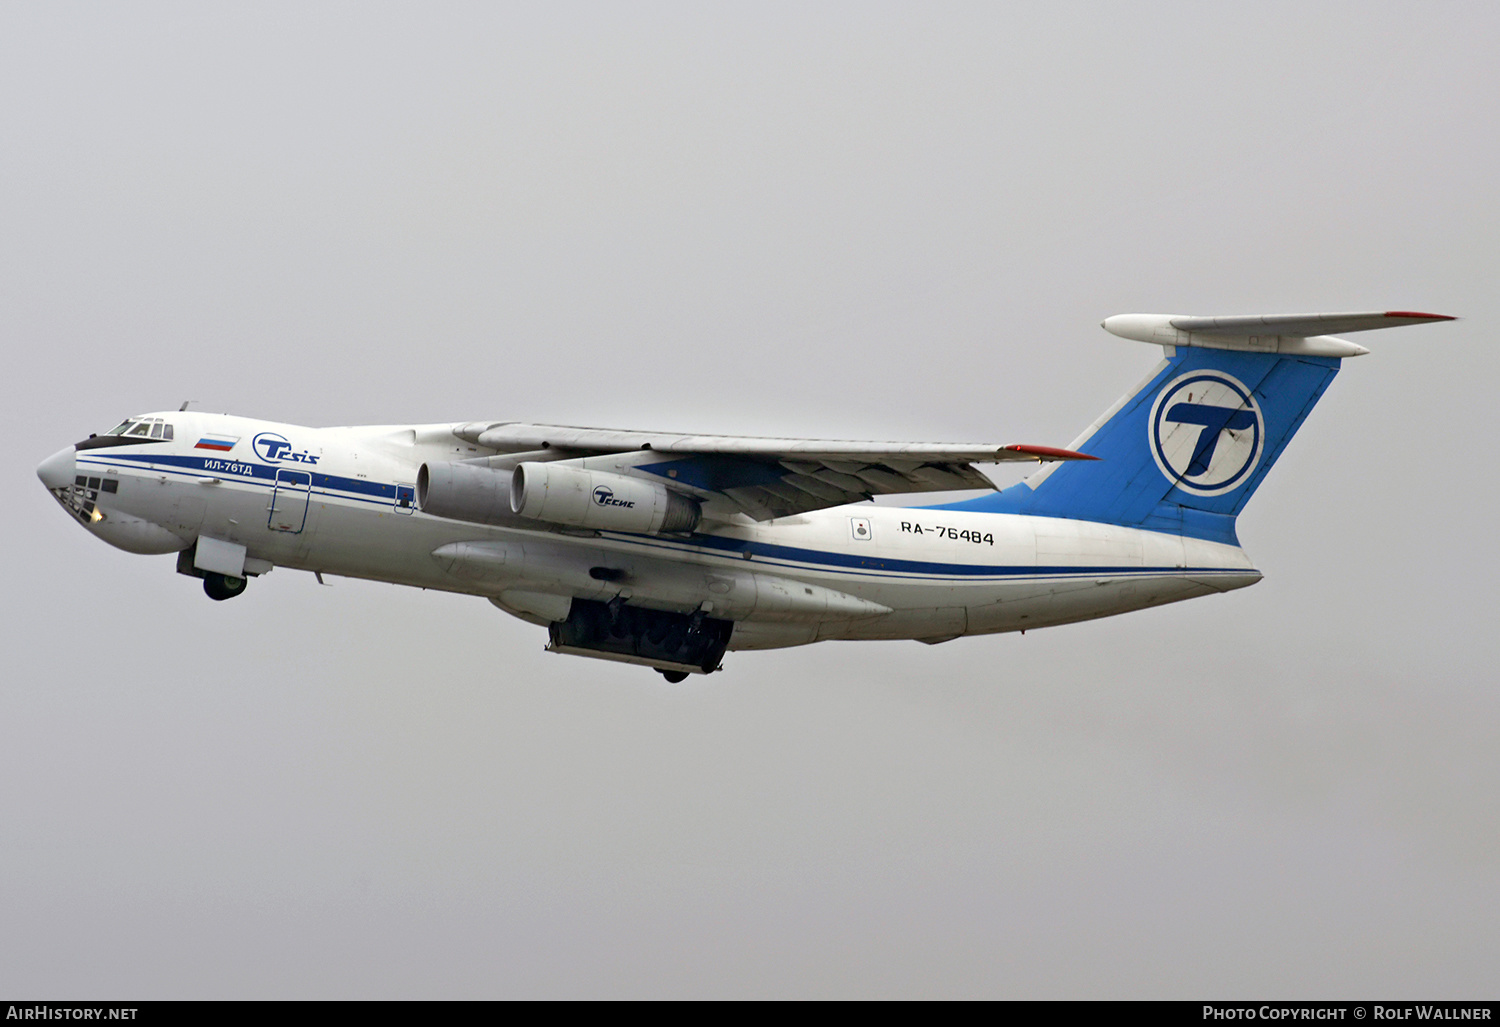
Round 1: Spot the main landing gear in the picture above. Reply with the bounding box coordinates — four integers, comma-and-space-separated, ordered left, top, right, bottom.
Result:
549, 599, 732, 681
203, 572, 247, 601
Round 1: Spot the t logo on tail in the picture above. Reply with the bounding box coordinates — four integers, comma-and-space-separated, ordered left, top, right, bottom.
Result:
1148, 371, 1264, 496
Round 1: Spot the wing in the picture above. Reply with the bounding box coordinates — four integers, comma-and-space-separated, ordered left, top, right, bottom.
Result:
454, 422, 1096, 520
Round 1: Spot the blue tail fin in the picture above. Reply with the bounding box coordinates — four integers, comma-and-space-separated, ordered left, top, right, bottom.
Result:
941, 311, 1454, 545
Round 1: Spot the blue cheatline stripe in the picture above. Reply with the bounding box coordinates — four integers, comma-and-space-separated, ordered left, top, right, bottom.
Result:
79, 452, 401, 506
599, 529, 1250, 582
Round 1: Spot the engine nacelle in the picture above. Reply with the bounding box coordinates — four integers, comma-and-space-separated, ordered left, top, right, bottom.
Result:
511, 462, 700, 534
417, 460, 700, 534
417, 461, 514, 526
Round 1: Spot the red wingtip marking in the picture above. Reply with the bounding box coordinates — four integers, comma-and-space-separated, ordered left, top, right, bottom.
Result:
1004, 444, 1101, 461
1384, 311, 1456, 320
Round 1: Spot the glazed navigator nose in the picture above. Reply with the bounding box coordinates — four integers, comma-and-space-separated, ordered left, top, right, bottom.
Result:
36, 446, 77, 490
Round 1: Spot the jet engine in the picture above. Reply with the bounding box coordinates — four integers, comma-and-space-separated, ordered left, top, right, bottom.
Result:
418, 461, 700, 534
416, 461, 513, 526
511, 462, 700, 534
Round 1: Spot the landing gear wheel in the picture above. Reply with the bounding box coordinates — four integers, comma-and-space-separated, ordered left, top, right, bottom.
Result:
657, 669, 689, 683
203, 572, 247, 601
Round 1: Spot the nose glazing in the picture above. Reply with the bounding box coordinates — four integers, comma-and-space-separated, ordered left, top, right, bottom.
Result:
36, 446, 77, 490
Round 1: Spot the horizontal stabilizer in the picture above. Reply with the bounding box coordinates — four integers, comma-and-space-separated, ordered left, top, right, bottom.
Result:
1167, 311, 1455, 336
1102, 310, 1456, 358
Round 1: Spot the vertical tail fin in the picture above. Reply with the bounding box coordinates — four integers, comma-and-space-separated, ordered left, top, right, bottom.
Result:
947, 311, 1454, 544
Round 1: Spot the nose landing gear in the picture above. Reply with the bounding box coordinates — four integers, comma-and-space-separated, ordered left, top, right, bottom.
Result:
203, 572, 247, 601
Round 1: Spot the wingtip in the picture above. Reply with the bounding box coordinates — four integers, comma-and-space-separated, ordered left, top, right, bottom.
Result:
1384, 311, 1458, 321
1003, 444, 1101, 462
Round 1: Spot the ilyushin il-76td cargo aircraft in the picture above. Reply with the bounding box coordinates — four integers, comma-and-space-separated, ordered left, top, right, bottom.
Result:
39, 310, 1453, 682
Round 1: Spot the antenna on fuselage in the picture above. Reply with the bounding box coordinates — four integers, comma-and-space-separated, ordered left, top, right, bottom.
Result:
179, 401, 192, 411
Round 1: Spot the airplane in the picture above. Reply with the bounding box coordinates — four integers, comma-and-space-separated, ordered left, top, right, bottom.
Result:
36, 310, 1453, 682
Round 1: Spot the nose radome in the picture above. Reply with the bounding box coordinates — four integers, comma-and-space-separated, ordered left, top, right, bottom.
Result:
36, 446, 77, 490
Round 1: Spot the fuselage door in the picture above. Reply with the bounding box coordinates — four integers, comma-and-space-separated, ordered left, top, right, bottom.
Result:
394, 484, 415, 515
269, 469, 312, 533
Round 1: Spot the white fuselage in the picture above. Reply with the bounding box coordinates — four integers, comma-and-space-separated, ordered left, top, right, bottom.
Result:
51, 412, 1261, 652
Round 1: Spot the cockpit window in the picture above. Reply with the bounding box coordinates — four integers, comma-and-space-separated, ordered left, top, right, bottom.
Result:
118, 417, 174, 439
81, 417, 174, 449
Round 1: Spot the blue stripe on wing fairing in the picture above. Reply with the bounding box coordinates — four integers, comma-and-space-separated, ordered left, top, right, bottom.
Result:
638, 456, 788, 491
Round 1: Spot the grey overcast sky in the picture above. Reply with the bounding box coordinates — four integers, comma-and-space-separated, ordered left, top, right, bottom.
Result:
4, 1, 1498, 999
